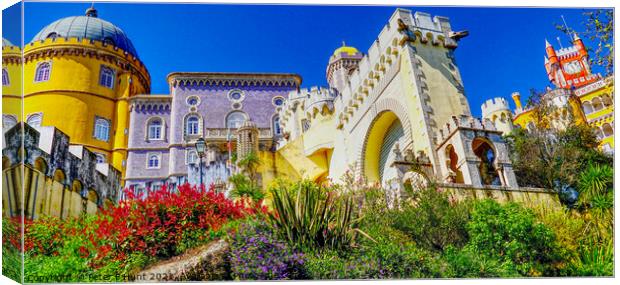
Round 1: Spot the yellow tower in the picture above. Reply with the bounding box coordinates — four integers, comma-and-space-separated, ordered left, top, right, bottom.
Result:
2, 38, 22, 136
19, 7, 150, 178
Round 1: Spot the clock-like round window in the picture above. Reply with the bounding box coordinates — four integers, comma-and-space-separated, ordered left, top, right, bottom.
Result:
186, 96, 200, 106
273, 96, 285, 107
228, 90, 245, 102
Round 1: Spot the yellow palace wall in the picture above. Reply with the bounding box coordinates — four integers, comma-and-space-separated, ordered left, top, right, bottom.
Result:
18, 38, 150, 176
2, 45, 22, 120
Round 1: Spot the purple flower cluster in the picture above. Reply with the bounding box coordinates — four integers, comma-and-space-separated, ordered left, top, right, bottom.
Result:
229, 222, 306, 280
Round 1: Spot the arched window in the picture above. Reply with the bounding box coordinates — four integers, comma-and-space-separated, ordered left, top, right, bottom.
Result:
2, 69, 9, 86
273, 116, 281, 135
595, 128, 604, 140
601, 94, 613, 106
26, 113, 42, 128
186, 150, 198, 165
591, 97, 604, 112
94, 117, 110, 141
582, 101, 594, 114
35, 62, 51, 82
185, 115, 200, 135
99, 66, 115, 88
472, 138, 501, 186
46, 32, 58, 39
2, 115, 17, 130
147, 118, 163, 140
95, 153, 106, 163
147, 153, 160, 169
226, 111, 247, 129
602, 123, 613, 137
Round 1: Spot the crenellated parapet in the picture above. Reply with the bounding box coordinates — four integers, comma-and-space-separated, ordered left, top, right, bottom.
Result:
481, 98, 510, 119
24, 37, 151, 93
301, 86, 338, 119
3, 123, 122, 208
438, 115, 498, 142
2, 43, 21, 64
333, 8, 465, 131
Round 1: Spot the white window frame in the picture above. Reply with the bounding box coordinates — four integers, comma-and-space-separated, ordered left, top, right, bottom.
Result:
185, 115, 201, 136
147, 117, 164, 140
226, 111, 248, 129
146, 152, 162, 169
273, 115, 282, 136
95, 153, 106, 163
3, 114, 17, 130
2, 68, 9, 86
99, 65, 116, 89
26, 113, 43, 128
34, 61, 52, 82
93, 116, 111, 142
186, 149, 199, 165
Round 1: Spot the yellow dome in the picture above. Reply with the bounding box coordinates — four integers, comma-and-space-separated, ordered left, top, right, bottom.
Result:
333, 42, 360, 56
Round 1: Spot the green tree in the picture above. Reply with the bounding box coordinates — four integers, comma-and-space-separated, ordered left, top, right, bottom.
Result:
504, 89, 611, 188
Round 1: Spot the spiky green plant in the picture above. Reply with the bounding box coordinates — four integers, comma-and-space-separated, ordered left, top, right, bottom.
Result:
577, 164, 613, 239
268, 180, 373, 251
572, 238, 614, 276
578, 164, 613, 204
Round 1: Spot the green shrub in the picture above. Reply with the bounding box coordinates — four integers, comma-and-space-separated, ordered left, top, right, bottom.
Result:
466, 199, 562, 276
442, 246, 520, 278
391, 186, 471, 252
303, 243, 441, 280
268, 180, 370, 251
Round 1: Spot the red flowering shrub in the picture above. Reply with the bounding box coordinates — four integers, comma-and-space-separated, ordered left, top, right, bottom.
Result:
88, 183, 258, 264
21, 183, 262, 273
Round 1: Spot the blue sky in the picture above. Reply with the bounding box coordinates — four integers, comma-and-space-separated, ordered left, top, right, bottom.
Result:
3, 2, 609, 116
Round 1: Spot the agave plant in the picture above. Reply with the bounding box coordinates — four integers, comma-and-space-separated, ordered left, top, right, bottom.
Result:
268, 180, 373, 251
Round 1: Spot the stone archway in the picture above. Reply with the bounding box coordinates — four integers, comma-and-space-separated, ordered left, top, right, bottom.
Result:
362, 111, 405, 184
358, 98, 414, 183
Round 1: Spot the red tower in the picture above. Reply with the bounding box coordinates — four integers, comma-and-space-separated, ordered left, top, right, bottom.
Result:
544, 34, 600, 89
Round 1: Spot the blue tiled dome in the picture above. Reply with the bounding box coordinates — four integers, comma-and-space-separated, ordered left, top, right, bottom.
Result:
30, 7, 139, 58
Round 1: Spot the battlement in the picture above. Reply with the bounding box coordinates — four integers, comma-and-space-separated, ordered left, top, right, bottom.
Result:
438, 115, 498, 142
555, 45, 580, 59
481, 97, 510, 118
338, 9, 459, 107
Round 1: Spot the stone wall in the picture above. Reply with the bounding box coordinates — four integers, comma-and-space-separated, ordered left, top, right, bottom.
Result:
437, 183, 562, 210
2, 123, 121, 219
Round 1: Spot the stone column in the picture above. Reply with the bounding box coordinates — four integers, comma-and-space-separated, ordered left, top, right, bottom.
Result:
461, 158, 483, 187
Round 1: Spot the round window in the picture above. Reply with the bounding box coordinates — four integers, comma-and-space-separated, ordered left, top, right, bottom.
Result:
273, 97, 284, 106
186, 96, 200, 106
231, 92, 242, 100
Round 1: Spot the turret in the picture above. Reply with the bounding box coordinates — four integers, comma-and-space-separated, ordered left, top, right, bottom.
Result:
573, 33, 587, 57
511, 92, 522, 111
326, 42, 363, 94
236, 120, 259, 162
545, 39, 558, 63
481, 97, 514, 135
